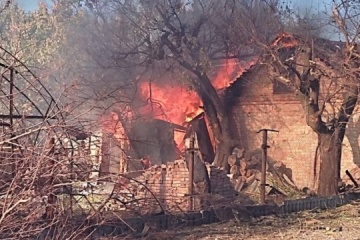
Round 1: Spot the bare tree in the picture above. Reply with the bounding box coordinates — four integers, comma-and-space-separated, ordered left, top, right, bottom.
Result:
239, 0, 360, 196
82, 0, 281, 169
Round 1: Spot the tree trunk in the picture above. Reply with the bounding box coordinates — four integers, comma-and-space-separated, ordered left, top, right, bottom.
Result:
200, 94, 233, 170
315, 85, 359, 196
193, 74, 234, 170
214, 139, 233, 171
315, 133, 339, 196
290, 46, 359, 196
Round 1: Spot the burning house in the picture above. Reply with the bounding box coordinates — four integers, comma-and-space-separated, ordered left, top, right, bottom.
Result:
68, 58, 255, 212
78, 33, 360, 212
96, 58, 254, 177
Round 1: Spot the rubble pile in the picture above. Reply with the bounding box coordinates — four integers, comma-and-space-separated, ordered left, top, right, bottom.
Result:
227, 147, 300, 200
100, 147, 304, 213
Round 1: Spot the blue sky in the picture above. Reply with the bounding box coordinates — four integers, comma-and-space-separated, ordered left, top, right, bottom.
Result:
292, 0, 330, 10
17, 0, 52, 11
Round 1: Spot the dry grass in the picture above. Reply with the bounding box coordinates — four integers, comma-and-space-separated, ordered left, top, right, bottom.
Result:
142, 200, 360, 240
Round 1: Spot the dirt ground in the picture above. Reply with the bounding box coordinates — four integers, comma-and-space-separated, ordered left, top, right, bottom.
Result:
142, 200, 360, 240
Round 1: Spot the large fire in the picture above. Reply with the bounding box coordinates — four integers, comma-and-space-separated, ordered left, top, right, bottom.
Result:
138, 83, 201, 146
138, 58, 254, 146
138, 83, 202, 126
102, 58, 256, 153
211, 58, 250, 89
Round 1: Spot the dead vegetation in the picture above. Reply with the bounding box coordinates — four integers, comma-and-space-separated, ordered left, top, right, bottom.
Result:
144, 200, 360, 240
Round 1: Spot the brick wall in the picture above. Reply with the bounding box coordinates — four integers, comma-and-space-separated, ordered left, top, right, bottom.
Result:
208, 165, 236, 197
230, 96, 318, 188
228, 66, 360, 188
114, 159, 235, 214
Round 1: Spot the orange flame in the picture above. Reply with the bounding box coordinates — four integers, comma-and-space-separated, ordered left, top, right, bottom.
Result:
139, 83, 202, 126
103, 58, 256, 150
211, 58, 248, 89
100, 112, 127, 142
138, 83, 201, 146
138, 59, 254, 123
137, 59, 254, 146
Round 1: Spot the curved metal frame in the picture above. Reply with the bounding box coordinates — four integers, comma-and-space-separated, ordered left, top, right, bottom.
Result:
0, 46, 68, 145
